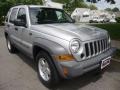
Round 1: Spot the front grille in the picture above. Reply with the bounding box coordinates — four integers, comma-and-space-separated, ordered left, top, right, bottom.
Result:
84, 38, 110, 58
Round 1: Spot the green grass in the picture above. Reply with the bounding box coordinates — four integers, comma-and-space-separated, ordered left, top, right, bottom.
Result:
90, 23, 120, 40
113, 49, 120, 60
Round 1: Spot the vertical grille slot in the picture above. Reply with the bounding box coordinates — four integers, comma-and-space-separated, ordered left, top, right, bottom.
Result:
94, 41, 97, 54
101, 40, 103, 51
98, 40, 100, 52
103, 39, 105, 50
107, 39, 109, 48
104, 39, 107, 50
90, 42, 94, 56
85, 43, 89, 57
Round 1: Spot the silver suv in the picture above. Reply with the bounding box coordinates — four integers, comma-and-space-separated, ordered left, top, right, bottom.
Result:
4, 5, 115, 87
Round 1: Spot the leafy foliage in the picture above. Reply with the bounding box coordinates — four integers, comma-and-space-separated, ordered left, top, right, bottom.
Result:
92, 23, 120, 40
87, 0, 115, 4
89, 4, 97, 10
105, 8, 112, 11
112, 7, 119, 12
0, 0, 42, 25
54, 0, 89, 12
0, 0, 115, 25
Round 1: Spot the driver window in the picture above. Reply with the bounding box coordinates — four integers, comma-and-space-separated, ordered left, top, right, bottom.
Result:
17, 8, 27, 23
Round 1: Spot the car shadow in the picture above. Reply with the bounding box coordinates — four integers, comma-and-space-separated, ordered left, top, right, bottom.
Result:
16, 51, 102, 90
16, 51, 37, 71
106, 60, 120, 73
50, 71, 102, 90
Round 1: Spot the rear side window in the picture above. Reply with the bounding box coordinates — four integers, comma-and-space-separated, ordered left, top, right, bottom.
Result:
9, 8, 18, 23
5, 12, 9, 22
5, 9, 11, 22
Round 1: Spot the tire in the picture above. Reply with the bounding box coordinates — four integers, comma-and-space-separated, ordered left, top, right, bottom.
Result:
6, 36, 17, 53
36, 51, 59, 88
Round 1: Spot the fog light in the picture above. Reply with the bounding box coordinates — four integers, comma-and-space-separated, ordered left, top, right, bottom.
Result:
63, 67, 69, 76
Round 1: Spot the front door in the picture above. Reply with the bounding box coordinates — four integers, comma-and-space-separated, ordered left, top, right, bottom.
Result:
16, 8, 32, 55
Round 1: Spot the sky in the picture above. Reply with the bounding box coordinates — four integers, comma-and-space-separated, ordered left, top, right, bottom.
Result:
85, 0, 120, 10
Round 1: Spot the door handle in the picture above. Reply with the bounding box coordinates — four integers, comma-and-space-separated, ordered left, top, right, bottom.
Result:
15, 28, 18, 31
7, 25, 10, 27
29, 32, 32, 36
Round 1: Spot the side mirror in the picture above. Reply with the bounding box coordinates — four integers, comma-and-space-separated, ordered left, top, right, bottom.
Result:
2, 21, 5, 25
72, 19, 76, 23
14, 19, 26, 27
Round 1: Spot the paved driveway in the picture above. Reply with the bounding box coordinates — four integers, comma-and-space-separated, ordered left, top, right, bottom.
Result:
112, 40, 120, 49
0, 27, 120, 90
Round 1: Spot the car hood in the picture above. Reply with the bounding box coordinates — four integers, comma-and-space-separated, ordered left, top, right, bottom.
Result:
31, 23, 108, 41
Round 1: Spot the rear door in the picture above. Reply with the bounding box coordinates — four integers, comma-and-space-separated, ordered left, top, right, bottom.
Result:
7, 8, 19, 44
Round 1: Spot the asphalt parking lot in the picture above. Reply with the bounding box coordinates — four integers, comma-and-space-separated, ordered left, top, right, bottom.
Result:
0, 27, 120, 90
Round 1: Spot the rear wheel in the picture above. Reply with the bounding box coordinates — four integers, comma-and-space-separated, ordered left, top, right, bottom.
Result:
6, 36, 17, 53
36, 51, 59, 88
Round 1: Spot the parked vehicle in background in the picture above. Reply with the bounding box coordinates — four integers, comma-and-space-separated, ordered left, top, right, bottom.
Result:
4, 5, 116, 88
109, 19, 116, 23
90, 17, 110, 23
89, 17, 99, 23
99, 17, 110, 23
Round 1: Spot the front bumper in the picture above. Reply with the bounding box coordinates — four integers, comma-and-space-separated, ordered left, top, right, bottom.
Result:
58, 47, 116, 78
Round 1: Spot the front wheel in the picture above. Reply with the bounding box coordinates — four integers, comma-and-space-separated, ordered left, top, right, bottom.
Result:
36, 51, 59, 88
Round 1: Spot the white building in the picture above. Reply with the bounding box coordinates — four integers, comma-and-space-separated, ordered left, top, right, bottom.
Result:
42, 0, 64, 9
71, 8, 116, 23
71, 8, 91, 22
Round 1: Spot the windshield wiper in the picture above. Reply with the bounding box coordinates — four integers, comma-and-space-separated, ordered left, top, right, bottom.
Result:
58, 20, 72, 23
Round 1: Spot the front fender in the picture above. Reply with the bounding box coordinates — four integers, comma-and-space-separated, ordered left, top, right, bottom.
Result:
33, 38, 68, 55
33, 38, 70, 77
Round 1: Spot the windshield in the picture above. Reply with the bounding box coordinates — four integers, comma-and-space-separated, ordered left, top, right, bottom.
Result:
29, 7, 74, 24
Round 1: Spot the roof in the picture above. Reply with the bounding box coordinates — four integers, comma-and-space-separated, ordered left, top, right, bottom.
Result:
11, 5, 62, 9
74, 8, 90, 13
115, 12, 120, 17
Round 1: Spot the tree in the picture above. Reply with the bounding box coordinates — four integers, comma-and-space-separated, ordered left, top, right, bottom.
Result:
87, 0, 115, 4
0, 0, 42, 16
0, 0, 43, 25
105, 8, 112, 11
54, 0, 89, 12
68, 0, 89, 11
89, 4, 97, 10
112, 7, 119, 12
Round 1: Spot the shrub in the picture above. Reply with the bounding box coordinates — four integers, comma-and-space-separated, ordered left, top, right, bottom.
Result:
0, 16, 5, 26
115, 17, 120, 23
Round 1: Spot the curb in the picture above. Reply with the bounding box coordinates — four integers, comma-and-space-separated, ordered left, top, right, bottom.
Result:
112, 58, 120, 63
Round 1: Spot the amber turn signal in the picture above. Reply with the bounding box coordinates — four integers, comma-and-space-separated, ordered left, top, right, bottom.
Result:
55, 54, 75, 61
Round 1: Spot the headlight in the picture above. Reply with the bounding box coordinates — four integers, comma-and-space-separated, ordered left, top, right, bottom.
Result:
70, 39, 80, 53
